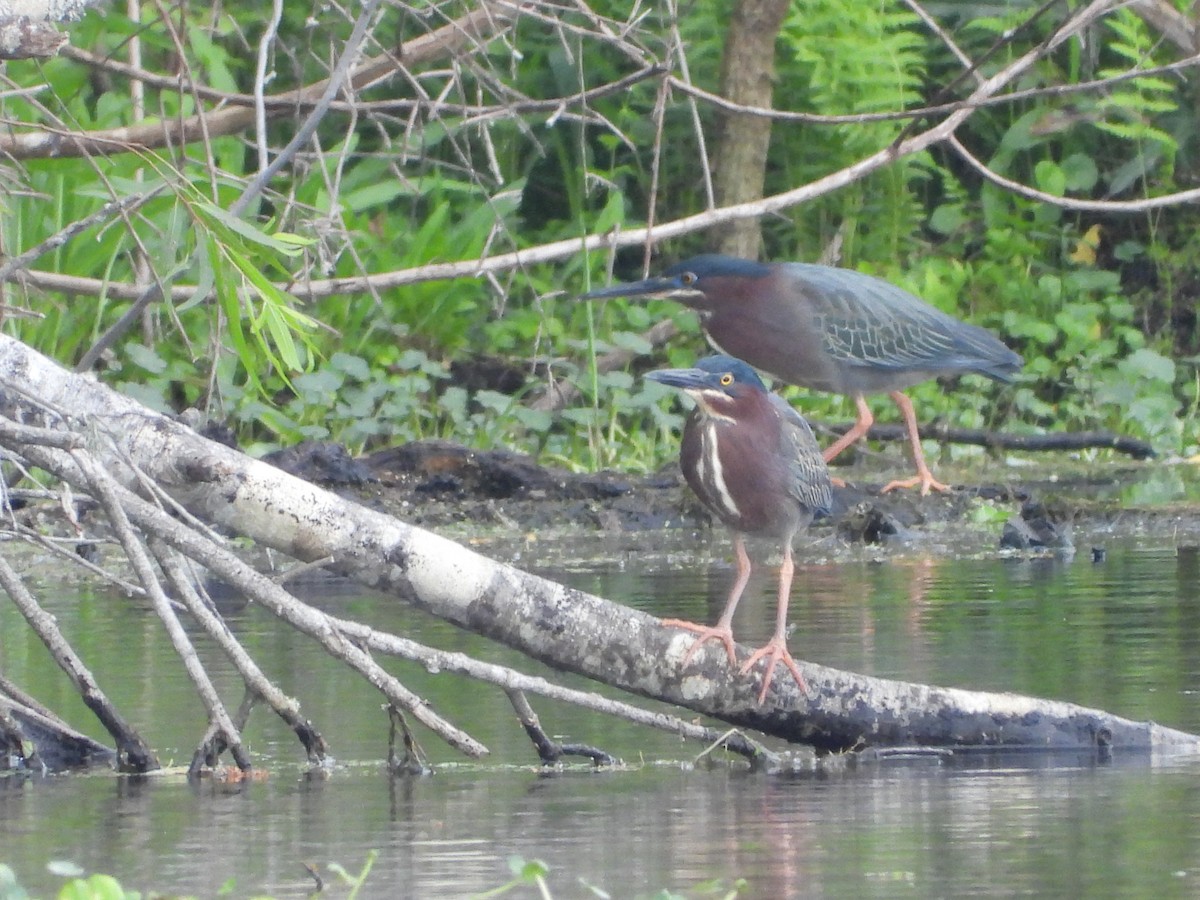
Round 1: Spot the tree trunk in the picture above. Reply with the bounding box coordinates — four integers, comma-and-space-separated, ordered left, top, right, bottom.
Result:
1, 332, 1198, 755
710, 0, 791, 260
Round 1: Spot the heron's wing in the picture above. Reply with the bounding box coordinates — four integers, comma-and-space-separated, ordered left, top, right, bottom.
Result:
769, 393, 833, 517
785, 264, 1022, 380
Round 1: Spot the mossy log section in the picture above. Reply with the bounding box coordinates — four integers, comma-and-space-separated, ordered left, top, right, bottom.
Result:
1, 333, 1197, 756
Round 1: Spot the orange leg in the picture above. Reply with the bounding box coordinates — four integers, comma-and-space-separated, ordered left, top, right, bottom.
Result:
880, 391, 951, 495
739, 544, 809, 703
822, 394, 873, 464
662, 535, 752, 668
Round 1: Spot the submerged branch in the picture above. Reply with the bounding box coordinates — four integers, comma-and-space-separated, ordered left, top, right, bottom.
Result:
76, 450, 253, 773
0, 553, 157, 772
0, 686, 113, 771
332, 613, 776, 766
150, 539, 328, 765
506, 689, 618, 767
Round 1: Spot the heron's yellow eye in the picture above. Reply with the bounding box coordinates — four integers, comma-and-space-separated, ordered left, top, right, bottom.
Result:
720, 373, 734, 386
679, 272, 697, 286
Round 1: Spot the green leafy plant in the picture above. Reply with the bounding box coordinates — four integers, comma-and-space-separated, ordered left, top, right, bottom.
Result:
2, 1, 1199, 471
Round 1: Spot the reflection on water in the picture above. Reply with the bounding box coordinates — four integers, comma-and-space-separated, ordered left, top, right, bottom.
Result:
3, 540, 1200, 897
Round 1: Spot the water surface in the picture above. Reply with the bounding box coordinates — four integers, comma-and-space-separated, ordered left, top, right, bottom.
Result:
2, 535, 1200, 897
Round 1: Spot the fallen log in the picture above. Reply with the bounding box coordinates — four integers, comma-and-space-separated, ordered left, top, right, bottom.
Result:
0, 332, 1196, 759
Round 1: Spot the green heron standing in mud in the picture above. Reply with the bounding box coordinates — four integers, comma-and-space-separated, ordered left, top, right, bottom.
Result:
646, 355, 832, 704
585, 255, 1022, 495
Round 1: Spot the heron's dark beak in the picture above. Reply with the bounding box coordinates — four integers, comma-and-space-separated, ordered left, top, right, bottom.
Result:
644, 368, 714, 392
579, 276, 684, 301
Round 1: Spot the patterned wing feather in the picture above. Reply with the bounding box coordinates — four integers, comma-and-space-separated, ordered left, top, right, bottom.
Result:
769, 394, 833, 517
784, 264, 1022, 381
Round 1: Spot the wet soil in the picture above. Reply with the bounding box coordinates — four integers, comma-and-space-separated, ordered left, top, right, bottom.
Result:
263, 439, 1200, 564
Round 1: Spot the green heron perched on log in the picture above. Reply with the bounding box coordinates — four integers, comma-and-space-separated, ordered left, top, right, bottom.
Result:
646, 355, 832, 703
585, 255, 1022, 494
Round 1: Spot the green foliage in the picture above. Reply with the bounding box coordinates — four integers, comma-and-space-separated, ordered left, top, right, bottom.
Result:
472, 856, 553, 898
2, 0, 1198, 470
326, 849, 378, 900
55, 874, 136, 900
0, 854, 377, 900
0, 864, 30, 900
773, 0, 928, 261
0, 864, 144, 900
472, 856, 748, 899
1093, 9, 1180, 185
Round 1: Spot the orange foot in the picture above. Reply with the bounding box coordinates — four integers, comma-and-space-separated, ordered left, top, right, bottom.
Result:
880, 471, 951, 496
661, 619, 738, 668
739, 637, 808, 704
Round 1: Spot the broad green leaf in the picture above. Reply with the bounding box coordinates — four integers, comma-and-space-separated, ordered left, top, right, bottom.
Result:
1033, 160, 1066, 197
1060, 153, 1099, 192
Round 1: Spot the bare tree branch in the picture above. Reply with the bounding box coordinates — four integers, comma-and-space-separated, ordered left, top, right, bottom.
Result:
1130, 0, 1198, 54
10, 0, 1164, 312
230, 0, 382, 218
6, 426, 493, 760
150, 539, 328, 765
506, 688, 618, 766
0, 187, 163, 283
948, 133, 1200, 211
73, 449, 253, 772
0, 0, 523, 159
332, 608, 777, 766
665, 55, 1200, 125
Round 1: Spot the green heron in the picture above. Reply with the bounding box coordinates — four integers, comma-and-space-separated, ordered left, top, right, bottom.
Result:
585, 255, 1022, 494
646, 354, 832, 703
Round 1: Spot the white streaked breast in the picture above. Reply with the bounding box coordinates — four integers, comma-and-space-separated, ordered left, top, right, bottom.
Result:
701, 421, 741, 520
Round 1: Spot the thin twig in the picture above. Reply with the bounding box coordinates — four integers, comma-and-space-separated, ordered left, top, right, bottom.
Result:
73, 261, 188, 373
273, 555, 337, 585
903, 0, 980, 83
387, 705, 431, 776
0, 1, 521, 161
664, 54, 1200, 124
231, 0, 382, 217
827, 418, 1157, 460
22, 2, 1144, 305
254, 0, 285, 173
0, 187, 163, 283
529, 317, 679, 412
0, 697, 37, 771
948, 132, 1200, 211
332, 614, 775, 766
669, 0, 714, 210
151, 539, 328, 764
12, 524, 144, 597
643, 68, 668, 274
0, 417, 80, 450
7, 410, 490, 759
